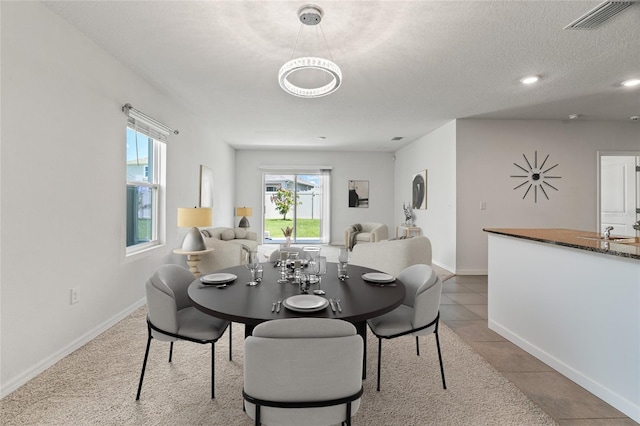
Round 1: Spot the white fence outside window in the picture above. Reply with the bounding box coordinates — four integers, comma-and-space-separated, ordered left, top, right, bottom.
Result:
264, 192, 321, 220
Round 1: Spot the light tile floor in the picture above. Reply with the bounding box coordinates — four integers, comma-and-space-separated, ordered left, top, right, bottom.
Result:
441, 275, 636, 425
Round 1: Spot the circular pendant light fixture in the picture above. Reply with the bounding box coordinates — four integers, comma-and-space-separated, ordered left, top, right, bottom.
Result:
278, 5, 342, 98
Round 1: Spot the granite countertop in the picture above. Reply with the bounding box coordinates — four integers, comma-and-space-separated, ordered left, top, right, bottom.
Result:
483, 228, 640, 261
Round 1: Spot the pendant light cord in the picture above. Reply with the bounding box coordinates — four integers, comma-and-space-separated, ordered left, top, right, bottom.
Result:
289, 24, 304, 60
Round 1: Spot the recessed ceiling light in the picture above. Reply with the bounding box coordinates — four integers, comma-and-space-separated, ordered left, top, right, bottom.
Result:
317, 136, 326, 140
391, 136, 404, 141
621, 79, 640, 88
568, 114, 581, 120
520, 75, 540, 85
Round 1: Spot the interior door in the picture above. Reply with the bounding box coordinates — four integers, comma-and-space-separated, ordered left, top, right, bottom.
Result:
600, 156, 638, 236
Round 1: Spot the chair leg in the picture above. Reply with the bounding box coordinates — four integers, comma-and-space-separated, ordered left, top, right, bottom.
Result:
346, 401, 352, 426
168, 341, 174, 363
435, 329, 447, 389
416, 336, 420, 356
376, 337, 382, 392
211, 343, 216, 399
229, 323, 233, 361
136, 333, 152, 400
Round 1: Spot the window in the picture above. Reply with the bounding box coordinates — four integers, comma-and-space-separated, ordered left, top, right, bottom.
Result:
262, 168, 331, 244
126, 126, 165, 254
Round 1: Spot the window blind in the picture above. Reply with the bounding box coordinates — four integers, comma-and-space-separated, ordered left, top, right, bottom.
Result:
122, 103, 178, 141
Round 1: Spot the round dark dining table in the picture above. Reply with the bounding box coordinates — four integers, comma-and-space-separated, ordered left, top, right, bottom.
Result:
188, 261, 406, 378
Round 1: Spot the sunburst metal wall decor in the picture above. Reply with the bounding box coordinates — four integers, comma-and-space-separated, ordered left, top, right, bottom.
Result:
510, 151, 561, 202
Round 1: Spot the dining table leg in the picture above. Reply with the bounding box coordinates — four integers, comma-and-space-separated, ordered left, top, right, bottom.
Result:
354, 321, 367, 380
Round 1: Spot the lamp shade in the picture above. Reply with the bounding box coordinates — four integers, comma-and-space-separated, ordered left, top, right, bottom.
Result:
177, 207, 212, 228
236, 207, 253, 217
177, 207, 211, 251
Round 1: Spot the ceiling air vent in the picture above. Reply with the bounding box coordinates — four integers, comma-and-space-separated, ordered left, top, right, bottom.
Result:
564, 1, 635, 29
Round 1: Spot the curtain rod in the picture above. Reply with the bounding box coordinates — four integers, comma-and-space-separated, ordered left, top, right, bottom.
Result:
122, 103, 179, 135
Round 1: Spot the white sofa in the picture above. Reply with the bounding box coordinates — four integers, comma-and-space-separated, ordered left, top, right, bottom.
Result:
349, 236, 432, 277
198, 227, 258, 274
344, 222, 389, 250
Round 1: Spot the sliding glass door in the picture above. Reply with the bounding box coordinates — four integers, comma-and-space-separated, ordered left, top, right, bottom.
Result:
263, 171, 330, 244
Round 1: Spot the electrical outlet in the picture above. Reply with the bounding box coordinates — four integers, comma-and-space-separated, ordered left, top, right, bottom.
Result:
480, 201, 487, 210
70, 287, 80, 305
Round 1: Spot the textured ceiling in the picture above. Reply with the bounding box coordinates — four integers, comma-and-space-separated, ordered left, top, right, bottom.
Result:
44, 1, 640, 151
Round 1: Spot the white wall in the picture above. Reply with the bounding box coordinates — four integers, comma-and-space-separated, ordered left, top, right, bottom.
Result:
456, 118, 640, 274
394, 121, 457, 272
0, 2, 235, 395
235, 150, 395, 245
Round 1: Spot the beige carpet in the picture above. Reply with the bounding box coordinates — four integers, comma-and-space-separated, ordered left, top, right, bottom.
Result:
1, 301, 556, 425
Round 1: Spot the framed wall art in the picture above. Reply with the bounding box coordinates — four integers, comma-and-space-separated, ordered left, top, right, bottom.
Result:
348, 180, 369, 208
412, 170, 427, 209
199, 165, 214, 208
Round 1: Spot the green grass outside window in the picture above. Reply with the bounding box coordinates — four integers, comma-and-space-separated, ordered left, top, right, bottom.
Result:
264, 219, 320, 239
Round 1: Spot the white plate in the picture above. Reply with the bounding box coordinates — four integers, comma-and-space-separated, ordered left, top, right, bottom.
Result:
361, 272, 396, 284
283, 295, 329, 312
200, 273, 237, 285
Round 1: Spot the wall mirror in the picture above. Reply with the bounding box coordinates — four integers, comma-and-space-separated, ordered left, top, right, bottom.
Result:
597, 151, 640, 236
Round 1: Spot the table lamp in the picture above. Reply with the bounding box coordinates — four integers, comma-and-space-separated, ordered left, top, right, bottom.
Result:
177, 207, 212, 251
236, 207, 252, 229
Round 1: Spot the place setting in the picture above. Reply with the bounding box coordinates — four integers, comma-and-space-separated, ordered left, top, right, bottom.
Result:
361, 272, 397, 287
282, 294, 329, 313
269, 253, 349, 316
198, 273, 237, 289
271, 293, 343, 314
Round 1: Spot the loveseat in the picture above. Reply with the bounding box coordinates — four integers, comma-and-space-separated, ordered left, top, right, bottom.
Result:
344, 223, 389, 250
349, 236, 432, 277
198, 227, 258, 274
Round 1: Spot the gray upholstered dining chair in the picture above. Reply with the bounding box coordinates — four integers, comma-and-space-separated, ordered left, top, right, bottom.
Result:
243, 318, 363, 426
367, 263, 446, 391
136, 264, 231, 400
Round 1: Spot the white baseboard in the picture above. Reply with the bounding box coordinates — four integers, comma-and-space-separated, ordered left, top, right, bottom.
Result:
425, 258, 487, 276
453, 269, 488, 275
1, 298, 146, 398
431, 260, 455, 273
